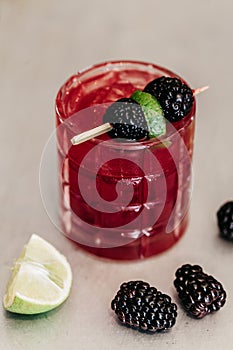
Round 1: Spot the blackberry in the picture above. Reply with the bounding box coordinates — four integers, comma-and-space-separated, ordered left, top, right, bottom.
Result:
103, 98, 149, 141
174, 264, 226, 319
217, 201, 233, 241
111, 280, 177, 333
144, 76, 194, 122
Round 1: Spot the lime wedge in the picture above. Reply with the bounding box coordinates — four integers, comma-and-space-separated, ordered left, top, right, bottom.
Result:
131, 90, 166, 138
3, 234, 72, 315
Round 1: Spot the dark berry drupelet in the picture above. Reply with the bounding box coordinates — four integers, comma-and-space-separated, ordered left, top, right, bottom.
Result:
111, 280, 177, 333
144, 76, 194, 122
103, 98, 149, 141
217, 201, 233, 241
174, 264, 226, 319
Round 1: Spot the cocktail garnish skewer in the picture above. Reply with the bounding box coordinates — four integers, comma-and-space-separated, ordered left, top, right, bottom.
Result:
71, 86, 209, 146
193, 85, 209, 96
71, 123, 113, 146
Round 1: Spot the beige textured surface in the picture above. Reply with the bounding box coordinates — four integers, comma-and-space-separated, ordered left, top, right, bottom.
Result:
1, 1, 233, 349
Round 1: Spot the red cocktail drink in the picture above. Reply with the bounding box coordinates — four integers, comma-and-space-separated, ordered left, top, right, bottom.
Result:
56, 61, 195, 260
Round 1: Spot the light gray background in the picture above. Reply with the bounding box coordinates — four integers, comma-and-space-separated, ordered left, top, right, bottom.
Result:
1, 1, 233, 349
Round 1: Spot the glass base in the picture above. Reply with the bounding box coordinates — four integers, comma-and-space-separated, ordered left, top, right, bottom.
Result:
62, 213, 188, 260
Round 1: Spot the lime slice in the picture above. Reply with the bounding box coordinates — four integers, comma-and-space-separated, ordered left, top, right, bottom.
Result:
131, 90, 166, 138
3, 234, 72, 315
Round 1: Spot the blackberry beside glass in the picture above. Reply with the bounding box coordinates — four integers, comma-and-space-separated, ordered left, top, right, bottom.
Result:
174, 264, 227, 319
217, 201, 233, 241
111, 280, 177, 332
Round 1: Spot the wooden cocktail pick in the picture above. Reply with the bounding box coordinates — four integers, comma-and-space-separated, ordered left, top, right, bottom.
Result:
71, 86, 209, 146
193, 85, 209, 96
71, 123, 113, 146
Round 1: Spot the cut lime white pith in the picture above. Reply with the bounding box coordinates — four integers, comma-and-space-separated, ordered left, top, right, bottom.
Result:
3, 234, 72, 315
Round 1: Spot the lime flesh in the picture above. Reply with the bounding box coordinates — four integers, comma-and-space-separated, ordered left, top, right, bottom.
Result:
3, 234, 72, 315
